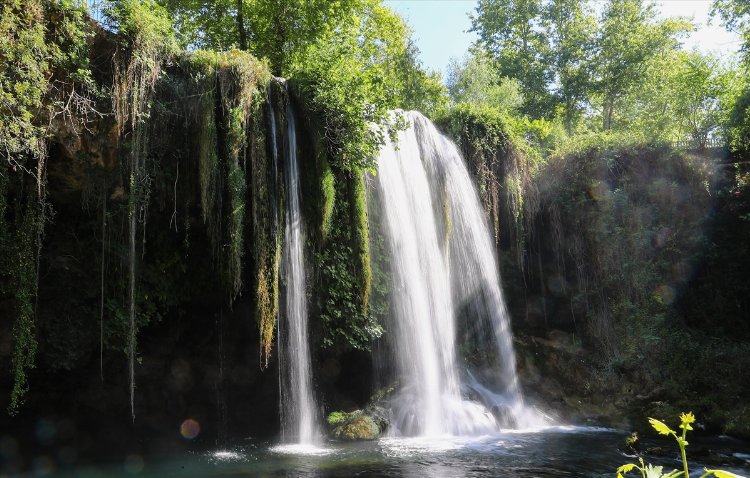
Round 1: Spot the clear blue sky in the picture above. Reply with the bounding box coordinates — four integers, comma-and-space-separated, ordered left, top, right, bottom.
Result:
384, 0, 742, 76
384, 0, 477, 75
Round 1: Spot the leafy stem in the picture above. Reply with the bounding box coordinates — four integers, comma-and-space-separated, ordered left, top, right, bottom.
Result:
618, 412, 744, 478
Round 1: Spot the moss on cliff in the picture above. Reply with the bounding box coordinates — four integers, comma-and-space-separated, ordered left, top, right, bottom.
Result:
436, 104, 542, 271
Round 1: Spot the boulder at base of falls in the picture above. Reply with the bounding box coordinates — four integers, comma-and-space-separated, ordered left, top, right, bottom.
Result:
327, 409, 387, 441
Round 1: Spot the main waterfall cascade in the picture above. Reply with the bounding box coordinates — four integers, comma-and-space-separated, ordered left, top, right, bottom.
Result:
372, 111, 545, 437
275, 86, 320, 445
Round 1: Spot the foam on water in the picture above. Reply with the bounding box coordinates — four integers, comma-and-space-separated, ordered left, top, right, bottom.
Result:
270, 443, 334, 456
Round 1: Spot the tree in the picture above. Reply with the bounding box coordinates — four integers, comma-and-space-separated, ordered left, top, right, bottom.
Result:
157, 0, 238, 50
543, 0, 597, 131
592, 0, 691, 130
471, 0, 553, 117
712, 0, 750, 62
390, 38, 449, 117
289, 0, 447, 169
158, 0, 364, 75
242, 0, 364, 75
612, 49, 742, 145
446, 52, 523, 111
672, 52, 744, 146
712, 1, 750, 155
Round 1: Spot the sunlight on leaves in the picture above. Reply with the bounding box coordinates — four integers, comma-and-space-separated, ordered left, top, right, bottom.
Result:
649, 417, 676, 436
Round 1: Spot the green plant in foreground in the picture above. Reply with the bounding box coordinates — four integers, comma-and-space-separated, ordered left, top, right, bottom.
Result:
617, 412, 745, 478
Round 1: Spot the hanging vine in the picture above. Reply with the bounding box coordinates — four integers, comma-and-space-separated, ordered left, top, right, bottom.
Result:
184, 50, 273, 361
105, 0, 177, 422
255, 79, 283, 368
1, 0, 95, 414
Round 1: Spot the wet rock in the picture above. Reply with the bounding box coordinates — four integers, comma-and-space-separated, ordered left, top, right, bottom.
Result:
365, 406, 390, 433
327, 408, 388, 441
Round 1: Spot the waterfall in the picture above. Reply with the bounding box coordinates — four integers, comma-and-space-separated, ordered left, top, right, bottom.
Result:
373, 111, 541, 437
277, 88, 319, 444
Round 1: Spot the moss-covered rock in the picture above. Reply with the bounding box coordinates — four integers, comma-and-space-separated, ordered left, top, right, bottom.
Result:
336, 415, 380, 441
327, 409, 386, 441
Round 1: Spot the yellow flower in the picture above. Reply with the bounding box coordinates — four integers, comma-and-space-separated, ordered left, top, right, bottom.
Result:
680, 411, 695, 431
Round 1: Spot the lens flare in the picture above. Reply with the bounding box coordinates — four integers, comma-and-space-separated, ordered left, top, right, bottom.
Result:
180, 419, 200, 439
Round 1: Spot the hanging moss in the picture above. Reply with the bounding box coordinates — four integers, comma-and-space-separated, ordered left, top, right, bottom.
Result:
350, 167, 371, 314
250, 77, 281, 367
256, 245, 281, 367
288, 81, 337, 247
188, 57, 221, 258
435, 104, 542, 272
320, 160, 336, 242
288, 82, 382, 352
0, 4, 45, 413
315, 168, 383, 352
184, 50, 270, 302
182, 50, 275, 359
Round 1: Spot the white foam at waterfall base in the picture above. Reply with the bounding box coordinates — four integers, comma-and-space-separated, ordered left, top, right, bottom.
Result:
373, 111, 547, 437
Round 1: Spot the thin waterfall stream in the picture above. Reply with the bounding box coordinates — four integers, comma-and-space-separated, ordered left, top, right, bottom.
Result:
276, 87, 320, 445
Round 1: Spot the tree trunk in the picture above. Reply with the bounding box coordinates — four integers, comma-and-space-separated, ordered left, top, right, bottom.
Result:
236, 0, 247, 50
603, 95, 614, 130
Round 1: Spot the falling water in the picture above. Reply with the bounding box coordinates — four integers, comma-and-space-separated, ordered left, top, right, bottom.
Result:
374, 111, 542, 437
277, 91, 319, 444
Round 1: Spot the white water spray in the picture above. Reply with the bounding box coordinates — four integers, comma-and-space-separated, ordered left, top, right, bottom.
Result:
374, 111, 544, 437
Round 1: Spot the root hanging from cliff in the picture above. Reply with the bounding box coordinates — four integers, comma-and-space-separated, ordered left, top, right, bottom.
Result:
112, 21, 173, 423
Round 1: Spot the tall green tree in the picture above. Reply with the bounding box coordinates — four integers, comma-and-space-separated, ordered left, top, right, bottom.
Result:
543, 0, 597, 131
711, 1, 750, 155
242, 0, 364, 75
290, 0, 446, 169
390, 38, 448, 117
592, 0, 691, 130
471, 0, 553, 117
446, 51, 523, 111
158, 0, 363, 74
157, 0, 238, 50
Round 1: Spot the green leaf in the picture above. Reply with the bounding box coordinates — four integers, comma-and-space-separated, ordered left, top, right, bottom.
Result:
643, 464, 665, 478
649, 418, 676, 436
704, 470, 745, 478
618, 463, 638, 474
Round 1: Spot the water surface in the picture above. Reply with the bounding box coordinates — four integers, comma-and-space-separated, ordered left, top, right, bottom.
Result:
33, 427, 750, 477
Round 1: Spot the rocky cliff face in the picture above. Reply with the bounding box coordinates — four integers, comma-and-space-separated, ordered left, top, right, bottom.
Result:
0, 22, 392, 460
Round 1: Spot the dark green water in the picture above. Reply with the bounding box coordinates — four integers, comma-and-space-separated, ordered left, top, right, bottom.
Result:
12, 426, 750, 477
